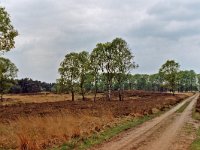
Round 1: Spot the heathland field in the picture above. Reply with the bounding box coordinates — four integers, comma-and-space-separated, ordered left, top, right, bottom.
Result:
2, 1, 200, 150
0, 91, 189, 149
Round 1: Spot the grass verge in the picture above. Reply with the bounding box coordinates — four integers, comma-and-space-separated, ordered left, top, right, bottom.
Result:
190, 96, 200, 150
176, 101, 190, 113
55, 112, 162, 150
190, 127, 200, 150
193, 109, 200, 121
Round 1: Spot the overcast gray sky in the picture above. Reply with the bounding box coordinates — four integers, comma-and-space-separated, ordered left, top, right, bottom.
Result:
1, 0, 200, 83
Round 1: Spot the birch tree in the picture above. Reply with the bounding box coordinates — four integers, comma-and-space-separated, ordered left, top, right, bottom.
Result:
112, 38, 137, 101
0, 57, 18, 101
90, 44, 104, 101
59, 53, 79, 101
159, 60, 180, 95
78, 51, 90, 100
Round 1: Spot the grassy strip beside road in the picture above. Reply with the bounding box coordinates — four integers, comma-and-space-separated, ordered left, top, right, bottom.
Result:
191, 110, 200, 150
192, 110, 200, 121
190, 95, 200, 150
57, 112, 163, 150
176, 101, 191, 113
191, 127, 200, 150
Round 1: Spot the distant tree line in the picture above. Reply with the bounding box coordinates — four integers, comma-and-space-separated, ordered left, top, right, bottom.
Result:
9, 78, 55, 94
124, 70, 199, 93
56, 69, 200, 94
8, 69, 199, 96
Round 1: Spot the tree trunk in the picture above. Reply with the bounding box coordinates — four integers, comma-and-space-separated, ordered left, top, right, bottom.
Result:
0, 94, 3, 102
72, 91, 75, 101
129, 83, 132, 90
172, 88, 175, 96
94, 80, 97, 102
94, 91, 97, 102
81, 85, 85, 101
172, 83, 175, 96
119, 89, 122, 101
122, 84, 124, 101
81, 91, 85, 101
108, 81, 111, 101
118, 80, 122, 101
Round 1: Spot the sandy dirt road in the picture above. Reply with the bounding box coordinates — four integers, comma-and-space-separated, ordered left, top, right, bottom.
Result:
95, 93, 199, 150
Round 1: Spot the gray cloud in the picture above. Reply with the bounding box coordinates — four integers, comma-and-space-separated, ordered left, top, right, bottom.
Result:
1, 0, 200, 82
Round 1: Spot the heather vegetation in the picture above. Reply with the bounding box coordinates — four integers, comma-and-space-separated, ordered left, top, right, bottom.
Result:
0, 91, 187, 149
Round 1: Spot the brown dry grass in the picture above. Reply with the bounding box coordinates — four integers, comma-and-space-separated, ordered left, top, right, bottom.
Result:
0, 111, 114, 149
176, 92, 194, 97
0, 91, 190, 149
1, 93, 103, 105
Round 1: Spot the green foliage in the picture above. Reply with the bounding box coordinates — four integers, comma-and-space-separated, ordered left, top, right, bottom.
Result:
0, 57, 18, 100
122, 73, 167, 92
130, 74, 150, 90
0, 6, 18, 53
58, 38, 137, 101
59, 52, 80, 101
57, 39, 200, 100
90, 44, 105, 101
159, 60, 180, 94
78, 51, 90, 100
90, 38, 136, 101
112, 38, 137, 100
149, 73, 164, 91
177, 70, 198, 92
197, 74, 200, 92
112, 38, 136, 74
9, 78, 54, 93
0, 6, 18, 99
83, 72, 94, 92
58, 51, 92, 100
100, 42, 116, 100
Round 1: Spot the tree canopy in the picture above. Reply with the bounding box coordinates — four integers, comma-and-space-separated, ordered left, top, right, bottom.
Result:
58, 38, 137, 101
0, 6, 18, 53
159, 60, 180, 95
59, 52, 80, 101
0, 57, 18, 100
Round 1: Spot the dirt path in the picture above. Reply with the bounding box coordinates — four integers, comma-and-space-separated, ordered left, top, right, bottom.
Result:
95, 93, 199, 150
